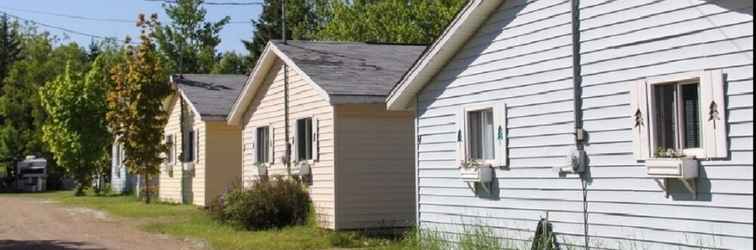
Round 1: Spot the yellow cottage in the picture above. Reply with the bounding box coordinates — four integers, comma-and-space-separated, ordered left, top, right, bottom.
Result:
159, 74, 246, 206
227, 41, 425, 230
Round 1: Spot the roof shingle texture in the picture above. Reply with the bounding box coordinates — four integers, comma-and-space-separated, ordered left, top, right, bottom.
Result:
174, 74, 247, 119
272, 40, 426, 98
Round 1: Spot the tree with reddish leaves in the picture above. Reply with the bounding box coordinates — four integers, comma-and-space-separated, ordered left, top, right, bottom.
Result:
107, 14, 172, 203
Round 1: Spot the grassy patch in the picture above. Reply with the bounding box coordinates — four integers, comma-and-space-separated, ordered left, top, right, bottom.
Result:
10, 191, 403, 250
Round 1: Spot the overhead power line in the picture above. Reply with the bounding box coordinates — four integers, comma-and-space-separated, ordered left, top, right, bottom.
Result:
0, 5, 252, 25
144, 0, 264, 6
0, 6, 134, 23
0, 11, 136, 44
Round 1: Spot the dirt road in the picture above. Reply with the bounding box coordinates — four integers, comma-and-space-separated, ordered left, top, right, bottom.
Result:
0, 196, 205, 250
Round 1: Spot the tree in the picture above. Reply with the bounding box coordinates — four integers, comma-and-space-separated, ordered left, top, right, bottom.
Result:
243, 0, 328, 66
0, 14, 23, 125
153, 0, 230, 73
107, 14, 172, 203
0, 30, 88, 188
211, 52, 248, 74
39, 57, 111, 196
316, 0, 465, 44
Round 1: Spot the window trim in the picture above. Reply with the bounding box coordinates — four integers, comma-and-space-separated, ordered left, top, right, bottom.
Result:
464, 106, 495, 164
166, 135, 175, 164
295, 117, 314, 162
185, 130, 195, 162
647, 74, 706, 159
194, 130, 200, 163
458, 101, 508, 167
255, 126, 270, 164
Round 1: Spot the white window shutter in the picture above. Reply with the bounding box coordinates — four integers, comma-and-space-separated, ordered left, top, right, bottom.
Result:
313, 118, 320, 162
171, 133, 181, 162
250, 127, 257, 163
700, 70, 728, 159
493, 102, 508, 167
269, 127, 275, 164
456, 107, 466, 167
630, 80, 652, 160
291, 127, 298, 162
194, 129, 200, 162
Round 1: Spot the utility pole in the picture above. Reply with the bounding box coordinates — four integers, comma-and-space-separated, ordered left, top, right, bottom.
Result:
281, 0, 287, 44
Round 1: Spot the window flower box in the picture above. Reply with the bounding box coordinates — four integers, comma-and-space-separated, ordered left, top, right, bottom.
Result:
460, 164, 493, 183
291, 161, 311, 177
255, 162, 269, 177
645, 149, 699, 199
459, 161, 494, 194
646, 157, 698, 179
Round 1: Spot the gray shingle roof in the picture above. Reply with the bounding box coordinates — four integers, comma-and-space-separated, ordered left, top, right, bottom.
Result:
272, 40, 426, 101
174, 74, 247, 120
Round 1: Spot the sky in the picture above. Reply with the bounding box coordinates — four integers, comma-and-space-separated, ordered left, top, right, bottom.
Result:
0, 0, 263, 53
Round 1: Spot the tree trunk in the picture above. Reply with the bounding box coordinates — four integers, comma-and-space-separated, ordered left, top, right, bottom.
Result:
75, 183, 86, 196
144, 173, 151, 204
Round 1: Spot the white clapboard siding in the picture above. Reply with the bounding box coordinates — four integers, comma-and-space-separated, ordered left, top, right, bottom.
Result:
158, 96, 211, 206
159, 97, 185, 204
414, 0, 754, 248
334, 105, 416, 230
240, 61, 337, 229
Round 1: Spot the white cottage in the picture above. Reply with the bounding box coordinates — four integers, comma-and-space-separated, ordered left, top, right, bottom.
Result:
111, 139, 136, 194
228, 40, 424, 230
387, 0, 753, 249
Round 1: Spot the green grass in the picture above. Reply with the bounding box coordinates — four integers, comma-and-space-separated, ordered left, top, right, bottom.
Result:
5, 191, 403, 250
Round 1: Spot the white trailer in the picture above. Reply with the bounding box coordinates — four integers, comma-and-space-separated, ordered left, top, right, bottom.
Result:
16, 156, 47, 192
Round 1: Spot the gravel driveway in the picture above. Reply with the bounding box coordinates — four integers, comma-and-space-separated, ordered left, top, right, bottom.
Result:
0, 195, 205, 250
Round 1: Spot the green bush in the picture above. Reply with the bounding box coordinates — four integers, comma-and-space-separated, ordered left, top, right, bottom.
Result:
209, 177, 311, 230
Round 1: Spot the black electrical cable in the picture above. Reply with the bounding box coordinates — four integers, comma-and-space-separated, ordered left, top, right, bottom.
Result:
1, 11, 136, 44
144, 0, 264, 6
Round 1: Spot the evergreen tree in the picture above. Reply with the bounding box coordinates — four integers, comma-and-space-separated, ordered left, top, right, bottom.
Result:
0, 14, 22, 125
107, 14, 172, 203
153, 0, 230, 73
243, 0, 328, 67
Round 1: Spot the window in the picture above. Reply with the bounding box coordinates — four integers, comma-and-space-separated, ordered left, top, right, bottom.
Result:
457, 102, 508, 167
256, 127, 270, 163
114, 142, 122, 166
184, 130, 195, 162
166, 135, 175, 164
652, 82, 701, 155
296, 118, 313, 161
195, 131, 200, 163
630, 70, 728, 159
467, 109, 495, 161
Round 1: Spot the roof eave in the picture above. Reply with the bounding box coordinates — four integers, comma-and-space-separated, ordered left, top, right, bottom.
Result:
226, 44, 277, 125
227, 42, 333, 126
386, 0, 506, 111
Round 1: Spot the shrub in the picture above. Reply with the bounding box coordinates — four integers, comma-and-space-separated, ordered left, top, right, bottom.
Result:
209, 177, 311, 230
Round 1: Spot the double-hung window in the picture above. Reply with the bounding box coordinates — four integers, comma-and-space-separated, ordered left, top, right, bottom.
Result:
651, 81, 702, 156
467, 109, 495, 161
631, 70, 728, 159
184, 130, 195, 162
296, 118, 313, 161
256, 126, 270, 163
166, 135, 175, 164
457, 102, 508, 167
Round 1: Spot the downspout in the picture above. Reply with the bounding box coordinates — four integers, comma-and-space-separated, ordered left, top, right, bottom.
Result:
284, 64, 291, 173
281, 0, 291, 173
571, 0, 590, 249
